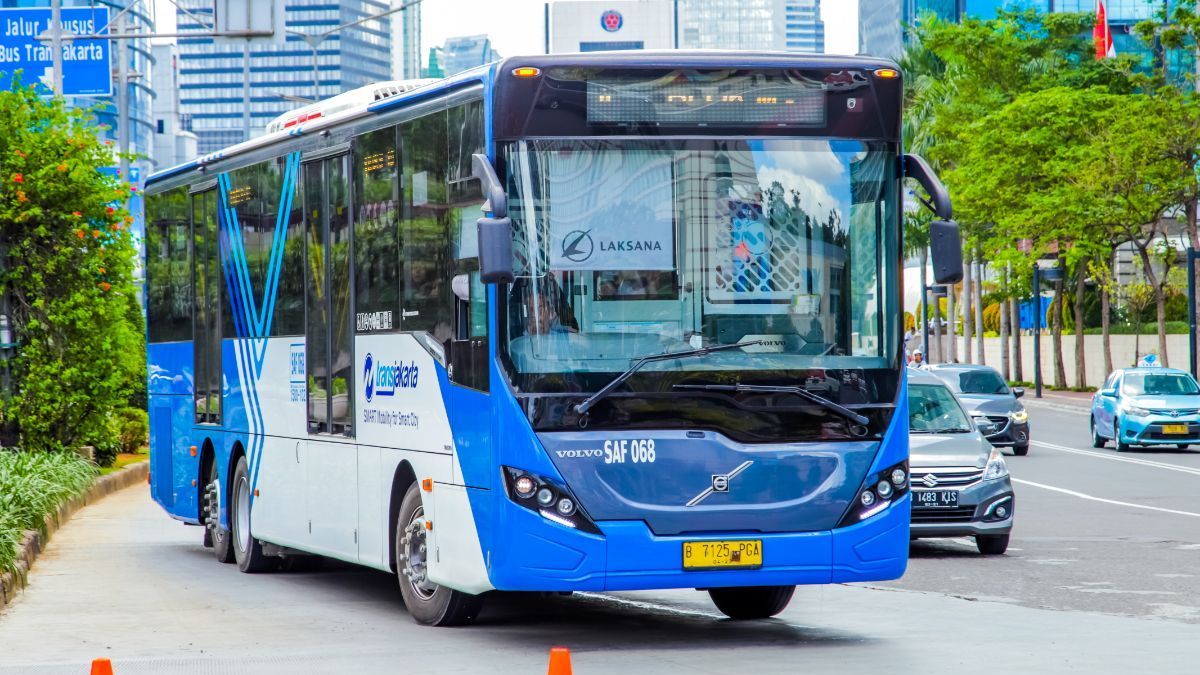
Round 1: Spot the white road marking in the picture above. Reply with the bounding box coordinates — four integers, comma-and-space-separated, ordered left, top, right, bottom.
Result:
1031, 441, 1200, 477
1013, 478, 1200, 519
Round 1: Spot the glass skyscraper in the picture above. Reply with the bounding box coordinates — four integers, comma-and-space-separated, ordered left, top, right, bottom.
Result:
439, 35, 500, 77
176, 0, 393, 155
677, 0, 825, 53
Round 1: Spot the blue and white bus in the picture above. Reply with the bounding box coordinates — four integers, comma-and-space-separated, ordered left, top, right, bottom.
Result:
144, 52, 962, 626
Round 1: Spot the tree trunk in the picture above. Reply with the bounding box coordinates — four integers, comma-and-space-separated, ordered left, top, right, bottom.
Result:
1073, 260, 1088, 390
1051, 256, 1067, 389
974, 258, 986, 365
1134, 242, 1170, 367
1000, 292, 1011, 380
1011, 296, 1024, 381
962, 256, 974, 363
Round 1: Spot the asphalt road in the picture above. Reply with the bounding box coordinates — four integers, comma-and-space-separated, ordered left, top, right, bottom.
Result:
1, 402, 1198, 674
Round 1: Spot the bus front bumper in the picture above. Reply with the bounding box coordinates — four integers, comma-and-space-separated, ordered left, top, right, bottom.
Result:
487, 494, 910, 592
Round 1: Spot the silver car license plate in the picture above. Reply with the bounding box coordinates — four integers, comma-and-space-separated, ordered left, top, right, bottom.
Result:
914, 490, 959, 508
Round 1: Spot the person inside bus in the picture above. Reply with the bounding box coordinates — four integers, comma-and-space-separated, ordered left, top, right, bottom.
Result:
510, 276, 578, 337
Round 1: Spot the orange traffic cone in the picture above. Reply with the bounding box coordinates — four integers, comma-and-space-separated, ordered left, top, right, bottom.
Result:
90, 658, 114, 675
547, 646, 572, 675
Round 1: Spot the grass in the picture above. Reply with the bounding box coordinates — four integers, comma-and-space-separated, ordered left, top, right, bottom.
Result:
0, 450, 98, 576
100, 449, 148, 476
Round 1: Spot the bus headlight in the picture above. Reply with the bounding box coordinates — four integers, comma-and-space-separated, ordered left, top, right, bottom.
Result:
502, 467, 601, 534
839, 460, 909, 528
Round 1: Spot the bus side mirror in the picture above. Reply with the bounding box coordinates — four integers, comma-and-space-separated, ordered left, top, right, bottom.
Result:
478, 217, 514, 285
471, 153, 507, 218
930, 219, 963, 285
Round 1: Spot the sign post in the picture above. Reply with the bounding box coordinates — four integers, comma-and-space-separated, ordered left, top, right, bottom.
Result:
1, 6, 111, 96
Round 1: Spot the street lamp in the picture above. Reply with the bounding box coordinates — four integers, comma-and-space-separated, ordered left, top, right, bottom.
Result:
287, 0, 424, 105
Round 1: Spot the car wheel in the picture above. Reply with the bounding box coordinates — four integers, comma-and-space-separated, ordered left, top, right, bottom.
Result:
231, 456, 274, 573
976, 534, 1010, 555
1114, 417, 1132, 452
1091, 417, 1107, 448
204, 460, 234, 564
708, 586, 795, 620
1012, 443, 1029, 456
395, 482, 483, 626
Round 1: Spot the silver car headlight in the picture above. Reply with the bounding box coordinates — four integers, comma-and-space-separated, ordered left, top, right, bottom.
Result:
983, 447, 1009, 481
1010, 408, 1028, 423
1125, 405, 1152, 418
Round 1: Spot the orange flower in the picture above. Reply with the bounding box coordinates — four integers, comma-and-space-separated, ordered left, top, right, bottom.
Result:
12, 174, 23, 183
92, 229, 101, 238
16, 190, 27, 203
56, 164, 67, 172
105, 206, 115, 215
99, 282, 111, 292
72, 211, 82, 217
113, 223, 123, 231
98, 268, 106, 274
123, 215, 133, 224
13, 150, 25, 158
75, 230, 85, 239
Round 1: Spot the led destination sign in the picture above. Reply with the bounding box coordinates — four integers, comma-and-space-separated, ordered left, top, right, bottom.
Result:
586, 72, 827, 127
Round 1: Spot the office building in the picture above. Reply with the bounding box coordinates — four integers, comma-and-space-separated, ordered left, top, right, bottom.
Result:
547, 0, 675, 53
176, 0, 393, 154
150, 43, 199, 170
391, 0, 422, 79
440, 35, 501, 76
546, 0, 825, 54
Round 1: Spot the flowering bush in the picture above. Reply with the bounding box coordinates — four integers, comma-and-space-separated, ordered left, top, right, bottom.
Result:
0, 82, 144, 452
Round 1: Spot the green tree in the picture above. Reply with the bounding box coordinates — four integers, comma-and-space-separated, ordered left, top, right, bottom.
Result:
0, 81, 144, 452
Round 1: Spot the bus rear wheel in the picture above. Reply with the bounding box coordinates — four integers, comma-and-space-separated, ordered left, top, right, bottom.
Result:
394, 482, 483, 626
708, 586, 795, 620
230, 456, 273, 573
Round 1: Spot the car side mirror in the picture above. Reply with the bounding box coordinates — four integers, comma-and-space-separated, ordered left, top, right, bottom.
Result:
1012, 387, 1024, 399
1100, 388, 1117, 398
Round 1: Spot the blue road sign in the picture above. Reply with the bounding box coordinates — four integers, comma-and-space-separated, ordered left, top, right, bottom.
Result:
0, 7, 111, 96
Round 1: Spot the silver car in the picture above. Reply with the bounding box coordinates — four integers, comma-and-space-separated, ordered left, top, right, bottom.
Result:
908, 368, 1016, 555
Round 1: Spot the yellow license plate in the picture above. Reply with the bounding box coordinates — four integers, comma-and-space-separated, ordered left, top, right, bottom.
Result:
682, 540, 763, 570
1162, 424, 1189, 434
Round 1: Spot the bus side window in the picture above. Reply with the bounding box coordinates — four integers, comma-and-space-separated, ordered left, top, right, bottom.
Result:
400, 112, 454, 348
447, 99, 488, 391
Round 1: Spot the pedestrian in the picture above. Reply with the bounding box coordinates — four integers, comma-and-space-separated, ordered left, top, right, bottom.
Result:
911, 349, 930, 370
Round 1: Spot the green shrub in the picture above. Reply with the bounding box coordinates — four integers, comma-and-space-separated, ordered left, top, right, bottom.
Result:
0, 450, 97, 574
1082, 321, 1189, 335
116, 408, 149, 454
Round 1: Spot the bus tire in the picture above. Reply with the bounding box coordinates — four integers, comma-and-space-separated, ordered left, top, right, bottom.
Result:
205, 460, 234, 564
708, 585, 795, 620
230, 456, 273, 573
395, 482, 483, 626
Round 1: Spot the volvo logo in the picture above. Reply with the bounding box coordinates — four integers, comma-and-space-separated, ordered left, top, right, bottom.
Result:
686, 461, 753, 507
922, 474, 939, 488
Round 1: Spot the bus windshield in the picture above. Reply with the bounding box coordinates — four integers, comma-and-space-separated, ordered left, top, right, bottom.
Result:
501, 137, 898, 399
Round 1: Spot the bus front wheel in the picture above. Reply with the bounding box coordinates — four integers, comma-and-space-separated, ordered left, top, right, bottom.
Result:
394, 482, 483, 626
708, 585, 795, 620
230, 456, 273, 573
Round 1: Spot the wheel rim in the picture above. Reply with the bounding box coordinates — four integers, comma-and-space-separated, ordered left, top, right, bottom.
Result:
401, 505, 437, 600
234, 475, 251, 553
205, 471, 224, 546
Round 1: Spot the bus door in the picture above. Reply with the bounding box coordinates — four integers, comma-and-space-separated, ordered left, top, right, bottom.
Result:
302, 151, 359, 558
191, 185, 221, 425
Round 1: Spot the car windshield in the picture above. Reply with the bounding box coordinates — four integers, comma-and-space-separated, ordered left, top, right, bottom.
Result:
1121, 372, 1200, 396
909, 383, 973, 433
501, 137, 900, 397
953, 370, 1009, 395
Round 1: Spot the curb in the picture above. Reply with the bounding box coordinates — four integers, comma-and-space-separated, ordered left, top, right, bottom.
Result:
0, 460, 149, 610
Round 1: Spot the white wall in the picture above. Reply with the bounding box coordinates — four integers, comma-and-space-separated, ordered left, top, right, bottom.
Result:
548, 0, 674, 53
931, 334, 1194, 388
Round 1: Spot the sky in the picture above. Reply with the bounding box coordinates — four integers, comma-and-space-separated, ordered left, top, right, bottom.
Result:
154, 0, 860, 61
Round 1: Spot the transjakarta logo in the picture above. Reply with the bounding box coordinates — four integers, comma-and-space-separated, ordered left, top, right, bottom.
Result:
600, 9, 623, 32
363, 353, 419, 402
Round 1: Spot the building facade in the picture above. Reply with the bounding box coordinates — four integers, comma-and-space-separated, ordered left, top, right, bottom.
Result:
150, 43, 198, 170
391, 0, 422, 79
176, 0, 393, 155
440, 34, 501, 76
546, 0, 825, 54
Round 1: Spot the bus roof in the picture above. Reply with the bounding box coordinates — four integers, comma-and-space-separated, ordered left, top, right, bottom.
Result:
146, 50, 900, 189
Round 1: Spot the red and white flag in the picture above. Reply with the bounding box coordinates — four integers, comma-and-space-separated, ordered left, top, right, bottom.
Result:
1094, 0, 1116, 60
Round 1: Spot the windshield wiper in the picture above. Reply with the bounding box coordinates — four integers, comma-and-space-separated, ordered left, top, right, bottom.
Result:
573, 341, 762, 416
673, 383, 870, 426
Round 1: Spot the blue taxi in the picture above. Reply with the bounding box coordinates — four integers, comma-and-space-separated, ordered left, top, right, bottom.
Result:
1090, 366, 1200, 451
